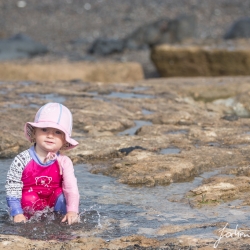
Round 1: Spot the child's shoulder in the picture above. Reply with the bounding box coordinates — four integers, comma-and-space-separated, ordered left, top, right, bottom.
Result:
14, 149, 31, 161
11, 149, 32, 168
58, 154, 73, 165
17, 149, 31, 158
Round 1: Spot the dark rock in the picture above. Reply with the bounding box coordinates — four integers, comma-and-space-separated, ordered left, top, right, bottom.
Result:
224, 17, 250, 39
70, 37, 92, 46
88, 38, 125, 55
125, 15, 196, 50
0, 33, 48, 60
163, 15, 197, 43
221, 114, 239, 121
124, 18, 169, 50
88, 15, 196, 55
119, 146, 147, 155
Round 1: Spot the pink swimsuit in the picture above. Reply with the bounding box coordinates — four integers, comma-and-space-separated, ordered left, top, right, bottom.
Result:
21, 159, 63, 216
6, 102, 79, 218
6, 147, 79, 218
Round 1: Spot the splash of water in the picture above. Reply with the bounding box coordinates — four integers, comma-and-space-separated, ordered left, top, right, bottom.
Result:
29, 206, 55, 222
2, 204, 103, 241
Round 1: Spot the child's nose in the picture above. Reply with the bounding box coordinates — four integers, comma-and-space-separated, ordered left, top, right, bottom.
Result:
47, 129, 54, 136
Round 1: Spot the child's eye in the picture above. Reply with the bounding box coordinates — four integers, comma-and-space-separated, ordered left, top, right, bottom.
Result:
42, 128, 47, 132
55, 130, 62, 134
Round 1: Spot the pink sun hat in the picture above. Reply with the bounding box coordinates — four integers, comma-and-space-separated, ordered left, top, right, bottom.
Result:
24, 102, 78, 150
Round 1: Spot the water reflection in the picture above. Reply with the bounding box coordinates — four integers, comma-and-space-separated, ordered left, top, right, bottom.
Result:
160, 147, 181, 154
106, 92, 154, 99
142, 109, 154, 115
165, 130, 188, 135
132, 87, 149, 92
20, 93, 66, 103
118, 120, 152, 136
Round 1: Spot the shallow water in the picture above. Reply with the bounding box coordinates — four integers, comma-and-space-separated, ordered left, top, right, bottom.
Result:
20, 93, 66, 104
1, 159, 250, 242
118, 120, 152, 136
165, 130, 188, 135
105, 92, 154, 99
5, 92, 66, 109
132, 87, 149, 92
90, 91, 154, 100
160, 147, 181, 154
142, 109, 154, 115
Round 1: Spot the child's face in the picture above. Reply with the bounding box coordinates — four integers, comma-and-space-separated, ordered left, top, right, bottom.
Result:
34, 127, 66, 154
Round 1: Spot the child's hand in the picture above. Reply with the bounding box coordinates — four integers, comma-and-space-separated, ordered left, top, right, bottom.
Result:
61, 211, 79, 225
14, 214, 26, 223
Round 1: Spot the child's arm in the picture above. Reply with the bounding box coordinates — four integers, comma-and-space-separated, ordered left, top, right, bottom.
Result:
5, 150, 31, 221
6, 160, 25, 218
6, 197, 24, 218
7, 196, 26, 222
59, 155, 80, 224
14, 214, 26, 223
61, 211, 79, 225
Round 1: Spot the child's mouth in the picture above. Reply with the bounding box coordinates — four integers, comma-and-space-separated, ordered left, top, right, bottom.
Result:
45, 141, 54, 144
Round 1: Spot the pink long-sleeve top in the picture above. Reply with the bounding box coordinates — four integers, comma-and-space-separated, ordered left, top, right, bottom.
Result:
5, 146, 80, 216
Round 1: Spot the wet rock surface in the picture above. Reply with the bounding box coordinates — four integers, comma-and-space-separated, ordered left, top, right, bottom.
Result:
1, 77, 250, 248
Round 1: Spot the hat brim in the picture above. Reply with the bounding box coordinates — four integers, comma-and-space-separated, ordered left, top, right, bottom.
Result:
25, 121, 79, 150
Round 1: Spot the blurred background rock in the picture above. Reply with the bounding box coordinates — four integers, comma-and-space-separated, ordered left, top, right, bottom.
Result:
1, 0, 250, 78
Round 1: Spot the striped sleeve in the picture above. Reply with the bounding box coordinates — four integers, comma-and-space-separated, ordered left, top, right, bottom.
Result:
5, 150, 31, 198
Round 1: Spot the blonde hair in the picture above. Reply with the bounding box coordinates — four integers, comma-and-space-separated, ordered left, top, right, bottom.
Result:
29, 126, 36, 143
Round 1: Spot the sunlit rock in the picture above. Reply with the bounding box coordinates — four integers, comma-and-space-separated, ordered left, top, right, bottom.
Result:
151, 45, 250, 77
0, 61, 144, 83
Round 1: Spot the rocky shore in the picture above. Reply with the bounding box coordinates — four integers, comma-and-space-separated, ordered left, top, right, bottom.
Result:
2, 0, 250, 249
1, 75, 250, 249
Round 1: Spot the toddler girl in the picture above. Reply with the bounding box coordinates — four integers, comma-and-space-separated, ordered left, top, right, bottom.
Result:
5, 102, 80, 225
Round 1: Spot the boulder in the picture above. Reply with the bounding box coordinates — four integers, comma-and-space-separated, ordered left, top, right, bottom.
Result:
88, 15, 196, 55
88, 38, 125, 55
0, 61, 144, 83
224, 17, 250, 39
151, 45, 250, 77
125, 15, 196, 50
0, 33, 48, 60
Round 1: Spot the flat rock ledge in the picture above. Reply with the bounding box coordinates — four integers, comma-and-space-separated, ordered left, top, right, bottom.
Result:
0, 61, 144, 83
151, 45, 250, 77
